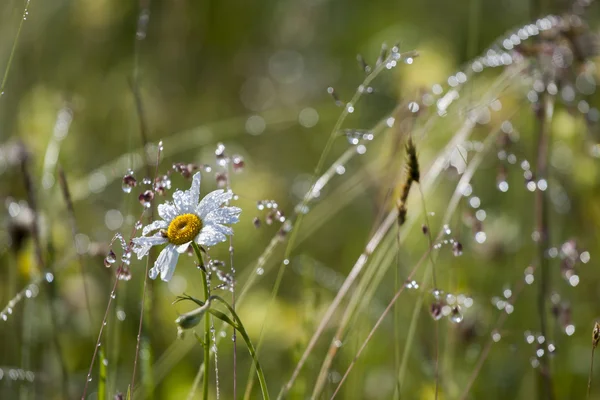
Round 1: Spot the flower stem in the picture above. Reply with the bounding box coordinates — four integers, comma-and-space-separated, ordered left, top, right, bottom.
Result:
191, 242, 211, 400
210, 296, 270, 400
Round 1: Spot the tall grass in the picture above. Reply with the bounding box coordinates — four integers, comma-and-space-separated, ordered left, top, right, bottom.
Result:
0, 2, 599, 400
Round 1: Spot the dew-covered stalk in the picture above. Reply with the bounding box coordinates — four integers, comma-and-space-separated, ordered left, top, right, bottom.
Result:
534, 92, 554, 400
210, 296, 270, 400
191, 242, 211, 400
0, 0, 31, 96
587, 322, 600, 398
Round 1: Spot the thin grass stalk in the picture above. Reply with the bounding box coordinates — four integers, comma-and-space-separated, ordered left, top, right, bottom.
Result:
587, 322, 600, 398
312, 229, 397, 398
588, 348, 596, 399
129, 40, 159, 397
82, 277, 120, 400
57, 167, 94, 326
535, 92, 555, 400
330, 252, 433, 399
459, 263, 535, 400
178, 294, 270, 400
0, 0, 31, 96
81, 211, 146, 399
19, 280, 33, 400
20, 148, 69, 398
211, 296, 270, 400
417, 186, 440, 399
397, 285, 425, 395
305, 163, 398, 398
99, 349, 107, 400
191, 242, 211, 400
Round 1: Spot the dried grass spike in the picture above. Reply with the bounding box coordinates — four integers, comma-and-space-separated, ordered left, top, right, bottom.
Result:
405, 137, 420, 183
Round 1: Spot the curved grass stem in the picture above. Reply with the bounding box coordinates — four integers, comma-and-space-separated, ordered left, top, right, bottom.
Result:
191, 242, 211, 400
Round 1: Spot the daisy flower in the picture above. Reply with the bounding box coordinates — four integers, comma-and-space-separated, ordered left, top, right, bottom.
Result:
132, 172, 241, 281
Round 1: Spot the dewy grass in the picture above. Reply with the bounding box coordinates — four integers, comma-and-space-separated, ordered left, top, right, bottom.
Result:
4, 7, 600, 400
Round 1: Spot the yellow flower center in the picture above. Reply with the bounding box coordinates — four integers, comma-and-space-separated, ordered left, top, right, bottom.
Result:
166, 214, 202, 245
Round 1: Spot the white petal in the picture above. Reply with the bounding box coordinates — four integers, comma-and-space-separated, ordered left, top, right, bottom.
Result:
142, 220, 168, 236
158, 202, 178, 222
189, 172, 202, 206
173, 190, 195, 214
196, 190, 234, 219
204, 206, 241, 225
210, 223, 234, 236
196, 225, 227, 247
149, 244, 179, 282
176, 243, 191, 253
132, 235, 168, 259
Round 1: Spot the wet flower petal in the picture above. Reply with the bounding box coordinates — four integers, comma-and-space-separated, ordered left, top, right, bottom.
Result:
197, 225, 227, 247
158, 202, 178, 222
142, 220, 168, 236
132, 235, 168, 259
173, 190, 195, 214
176, 242, 191, 253
205, 206, 241, 225
188, 172, 202, 206
211, 223, 234, 236
149, 244, 179, 281
196, 190, 233, 219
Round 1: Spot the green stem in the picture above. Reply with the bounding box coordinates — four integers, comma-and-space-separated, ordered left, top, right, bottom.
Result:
191, 242, 211, 400
398, 265, 429, 394
1, 0, 31, 96
210, 296, 270, 400
179, 294, 270, 400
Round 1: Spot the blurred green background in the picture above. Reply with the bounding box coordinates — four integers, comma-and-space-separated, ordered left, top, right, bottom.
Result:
1, 0, 600, 399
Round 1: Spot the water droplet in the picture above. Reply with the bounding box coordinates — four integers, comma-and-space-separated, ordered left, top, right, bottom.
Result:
475, 231, 487, 243
232, 155, 245, 173
498, 181, 509, 192
536, 348, 545, 357
469, 197, 481, 208
139, 190, 154, 208
430, 302, 443, 321
408, 102, 420, 113
537, 179, 548, 191
256, 268, 264, 275
104, 250, 117, 267
492, 331, 502, 342
45, 273, 54, 283
215, 143, 226, 156
122, 170, 137, 193
449, 306, 463, 323
404, 280, 419, 289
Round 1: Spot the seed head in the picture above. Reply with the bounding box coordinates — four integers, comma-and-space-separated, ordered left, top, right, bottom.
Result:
405, 137, 420, 184
593, 322, 600, 349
